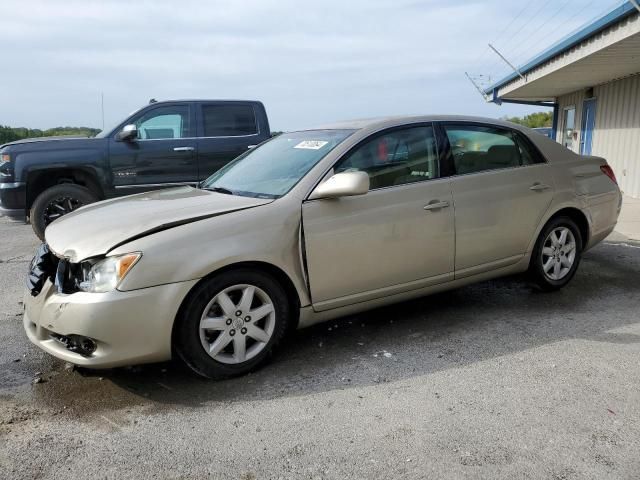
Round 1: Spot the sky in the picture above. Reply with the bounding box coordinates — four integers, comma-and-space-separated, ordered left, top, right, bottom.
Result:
0, 0, 625, 132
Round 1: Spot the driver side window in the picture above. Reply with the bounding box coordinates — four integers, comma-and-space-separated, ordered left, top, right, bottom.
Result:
135, 105, 191, 140
334, 126, 439, 190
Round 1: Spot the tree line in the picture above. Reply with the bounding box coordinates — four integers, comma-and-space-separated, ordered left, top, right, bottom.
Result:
0, 126, 101, 144
501, 111, 552, 128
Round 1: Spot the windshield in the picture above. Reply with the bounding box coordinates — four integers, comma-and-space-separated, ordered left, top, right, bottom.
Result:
201, 129, 354, 198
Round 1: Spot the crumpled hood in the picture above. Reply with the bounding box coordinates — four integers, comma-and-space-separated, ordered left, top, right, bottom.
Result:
45, 186, 273, 262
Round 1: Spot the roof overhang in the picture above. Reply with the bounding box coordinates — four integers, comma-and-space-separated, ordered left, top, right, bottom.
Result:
486, 3, 640, 102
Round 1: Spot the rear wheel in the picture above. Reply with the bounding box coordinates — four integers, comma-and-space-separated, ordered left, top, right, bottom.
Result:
529, 216, 583, 291
30, 184, 99, 240
174, 269, 290, 379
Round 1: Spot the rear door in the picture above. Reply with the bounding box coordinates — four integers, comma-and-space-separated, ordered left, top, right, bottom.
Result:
440, 122, 555, 277
196, 102, 264, 181
109, 103, 198, 194
302, 124, 455, 311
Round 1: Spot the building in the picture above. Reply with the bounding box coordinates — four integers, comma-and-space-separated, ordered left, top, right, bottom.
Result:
485, 1, 640, 198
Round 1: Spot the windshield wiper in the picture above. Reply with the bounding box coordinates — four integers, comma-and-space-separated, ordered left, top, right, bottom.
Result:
204, 186, 234, 195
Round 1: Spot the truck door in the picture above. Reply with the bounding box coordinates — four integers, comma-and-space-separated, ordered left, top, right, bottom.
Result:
196, 102, 264, 181
109, 103, 198, 194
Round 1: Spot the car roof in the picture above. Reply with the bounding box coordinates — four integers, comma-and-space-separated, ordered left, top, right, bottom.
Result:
307, 115, 525, 133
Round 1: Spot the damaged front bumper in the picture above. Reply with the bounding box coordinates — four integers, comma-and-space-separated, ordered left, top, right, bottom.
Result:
23, 278, 198, 368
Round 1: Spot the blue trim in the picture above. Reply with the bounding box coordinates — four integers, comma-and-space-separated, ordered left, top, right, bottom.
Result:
485, 1, 638, 96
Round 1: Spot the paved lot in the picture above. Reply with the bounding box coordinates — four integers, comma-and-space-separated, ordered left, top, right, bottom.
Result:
1, 215, 639, 479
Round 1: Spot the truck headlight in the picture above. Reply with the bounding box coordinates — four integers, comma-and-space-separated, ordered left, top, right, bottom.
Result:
78, 252, 141, 293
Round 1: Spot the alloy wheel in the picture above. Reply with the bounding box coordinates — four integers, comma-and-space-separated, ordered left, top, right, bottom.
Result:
541, 226, 576, 281
43, 196, 83, 225
199, 284, 276, 364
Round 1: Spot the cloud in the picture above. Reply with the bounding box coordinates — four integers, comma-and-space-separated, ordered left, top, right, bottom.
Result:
0, 0, 613, 130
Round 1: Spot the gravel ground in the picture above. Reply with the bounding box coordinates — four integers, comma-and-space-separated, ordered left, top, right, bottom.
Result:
1, 216, 639, 479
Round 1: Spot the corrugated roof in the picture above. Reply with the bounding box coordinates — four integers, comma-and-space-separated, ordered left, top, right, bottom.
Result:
484, 1, 638, 95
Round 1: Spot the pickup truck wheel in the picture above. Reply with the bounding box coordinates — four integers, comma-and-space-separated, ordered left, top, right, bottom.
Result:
174, 269, 290, 379
30, 184, 99, 241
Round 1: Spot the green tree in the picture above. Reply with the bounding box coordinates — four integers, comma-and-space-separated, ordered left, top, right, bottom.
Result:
502, 111, 552, 128
0, 125, 101, 145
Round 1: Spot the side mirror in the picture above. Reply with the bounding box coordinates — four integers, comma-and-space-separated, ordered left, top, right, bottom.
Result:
116, 124, 138, 142
308, 171, 370, 200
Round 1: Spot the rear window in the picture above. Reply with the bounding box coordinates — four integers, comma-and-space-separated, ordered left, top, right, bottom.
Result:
202, 104, 258, 137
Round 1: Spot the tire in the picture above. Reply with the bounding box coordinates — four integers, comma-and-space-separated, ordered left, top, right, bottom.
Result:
528, 216, 583, 291
174, 269, 290, 379
30, 184, 99, 241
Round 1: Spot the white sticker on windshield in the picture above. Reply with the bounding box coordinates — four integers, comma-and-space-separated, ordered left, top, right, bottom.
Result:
294, 140, 329, 150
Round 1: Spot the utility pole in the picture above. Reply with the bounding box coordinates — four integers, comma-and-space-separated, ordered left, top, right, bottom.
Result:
488, 43, 526, 81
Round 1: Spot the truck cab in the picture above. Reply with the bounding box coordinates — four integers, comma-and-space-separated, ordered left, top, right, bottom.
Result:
0, 99, 271, 239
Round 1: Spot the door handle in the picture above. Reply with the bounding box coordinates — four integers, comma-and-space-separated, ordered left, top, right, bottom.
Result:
423, 200, 450, 211
173, 146, 195, 152
530, 182, 551, 192
247, 145, 257, 149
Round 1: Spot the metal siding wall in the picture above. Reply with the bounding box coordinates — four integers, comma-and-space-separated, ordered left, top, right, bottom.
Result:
557, 74, 640, 198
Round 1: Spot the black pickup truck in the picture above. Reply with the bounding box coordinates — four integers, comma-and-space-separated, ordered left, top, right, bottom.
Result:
0, 99, 271, 239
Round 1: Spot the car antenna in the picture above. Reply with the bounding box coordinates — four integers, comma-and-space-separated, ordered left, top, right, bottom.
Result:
149, 98, 157, 104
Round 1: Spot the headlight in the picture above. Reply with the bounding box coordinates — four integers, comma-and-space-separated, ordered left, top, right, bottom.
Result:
78, 252, 141, 293
0, 153, 10, 164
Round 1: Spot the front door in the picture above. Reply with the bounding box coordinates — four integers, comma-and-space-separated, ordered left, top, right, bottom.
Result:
302, 125, 455, 311
109, 103, 198, 194
441, 123, 555, 277
580, 98, 597, 155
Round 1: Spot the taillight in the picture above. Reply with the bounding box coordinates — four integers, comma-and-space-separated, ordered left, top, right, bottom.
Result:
600, 165, 618, 185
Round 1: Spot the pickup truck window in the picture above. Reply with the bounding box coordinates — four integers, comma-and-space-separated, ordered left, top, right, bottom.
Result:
202, 104, 257, 137
136, 105, 190, 140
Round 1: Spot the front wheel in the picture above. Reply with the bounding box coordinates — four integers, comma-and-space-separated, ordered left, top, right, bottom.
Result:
174, 269, 290, 379
30, 184, 99, 240
529, 216, 583, 291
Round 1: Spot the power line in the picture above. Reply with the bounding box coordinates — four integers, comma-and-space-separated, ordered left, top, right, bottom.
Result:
471, 0, 556, 81
505, 0, 577, 63
501, 0, 573, 58
471, 2, 533, 71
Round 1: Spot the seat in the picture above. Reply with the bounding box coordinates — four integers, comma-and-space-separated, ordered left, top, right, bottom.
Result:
456, 151, 487, 174
487, 145, 519, 169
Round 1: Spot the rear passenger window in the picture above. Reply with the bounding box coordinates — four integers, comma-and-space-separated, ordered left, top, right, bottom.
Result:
444, 125, 524, 175
202, 105, 257, 137
334, 126, 439, 189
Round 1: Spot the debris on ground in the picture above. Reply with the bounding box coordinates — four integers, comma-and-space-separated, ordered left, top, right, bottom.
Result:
373, 350, 393, 358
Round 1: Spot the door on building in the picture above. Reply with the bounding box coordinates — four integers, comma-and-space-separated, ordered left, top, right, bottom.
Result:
580, 98, 597, 155
562, 106, 576, 151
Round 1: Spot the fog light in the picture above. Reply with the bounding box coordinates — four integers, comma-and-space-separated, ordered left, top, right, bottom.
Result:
51, 333, 97, 356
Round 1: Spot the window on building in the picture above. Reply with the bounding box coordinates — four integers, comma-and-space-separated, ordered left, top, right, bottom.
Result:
562, 106, 576, 150
334, 126, 439, 189
202, 104, 258, 137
